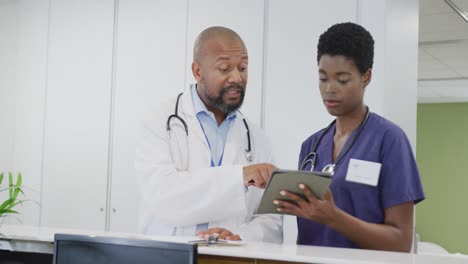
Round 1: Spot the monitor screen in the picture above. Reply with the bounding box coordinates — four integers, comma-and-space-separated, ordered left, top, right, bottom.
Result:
53, 234, 197, 264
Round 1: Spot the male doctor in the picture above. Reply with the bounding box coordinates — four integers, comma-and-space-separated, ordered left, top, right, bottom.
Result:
135, 26, 283, 243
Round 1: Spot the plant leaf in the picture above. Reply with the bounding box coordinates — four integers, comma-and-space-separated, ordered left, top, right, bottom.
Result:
8, 172, 13, 198
0, 209, 19, 215
0, 198, 15, 212
4, 200, 24, 211
12, 173, 22, 199
0, 172, 26, 219
0, 186, 23, 194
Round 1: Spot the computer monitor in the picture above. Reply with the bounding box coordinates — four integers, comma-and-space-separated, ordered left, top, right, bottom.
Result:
53, 234, 197, 264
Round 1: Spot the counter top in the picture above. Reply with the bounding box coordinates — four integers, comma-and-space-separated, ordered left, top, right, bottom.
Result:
0, 225, 466, 264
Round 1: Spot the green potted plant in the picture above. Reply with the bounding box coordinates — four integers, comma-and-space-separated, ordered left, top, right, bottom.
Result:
0, 172, 25, 222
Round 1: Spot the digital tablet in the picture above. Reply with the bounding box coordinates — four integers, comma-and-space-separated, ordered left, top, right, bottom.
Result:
255, 169, 332, 215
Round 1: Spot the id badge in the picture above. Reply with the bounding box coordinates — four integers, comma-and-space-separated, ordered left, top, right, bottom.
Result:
346, 158, 381, 186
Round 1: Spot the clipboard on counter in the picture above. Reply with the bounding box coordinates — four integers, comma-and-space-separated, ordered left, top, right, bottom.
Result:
188, 239, 246, 247
255, 169, 332, 215
188, 233, 246, 247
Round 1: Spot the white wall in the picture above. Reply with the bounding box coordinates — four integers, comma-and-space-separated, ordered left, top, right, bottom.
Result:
9, 0, 50, 226
359, 0, 419, 149
109, 0, 188, 233
0, 0, 19, 222
0, 0, 419, 243
40, 0, 115, 230
0, 0, 18, 173
383, 0, 419, 149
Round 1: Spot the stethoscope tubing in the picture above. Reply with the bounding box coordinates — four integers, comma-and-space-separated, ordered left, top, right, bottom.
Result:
300, 107, 370, 173
167, 92, 253, 163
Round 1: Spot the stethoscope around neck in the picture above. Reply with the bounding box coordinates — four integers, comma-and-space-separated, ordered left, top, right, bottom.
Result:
300, 107, 370, 176
166, 92, 253, 170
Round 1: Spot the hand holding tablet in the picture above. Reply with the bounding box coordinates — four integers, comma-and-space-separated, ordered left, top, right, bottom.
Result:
255, 169, 332, 215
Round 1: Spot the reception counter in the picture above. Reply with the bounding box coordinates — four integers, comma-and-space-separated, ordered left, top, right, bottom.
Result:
0, 225, 466, 264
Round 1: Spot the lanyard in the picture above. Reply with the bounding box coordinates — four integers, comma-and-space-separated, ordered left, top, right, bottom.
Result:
197, 118, 225, 167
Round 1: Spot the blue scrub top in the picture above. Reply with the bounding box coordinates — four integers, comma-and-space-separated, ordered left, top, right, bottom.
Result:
297, 112, 425, 248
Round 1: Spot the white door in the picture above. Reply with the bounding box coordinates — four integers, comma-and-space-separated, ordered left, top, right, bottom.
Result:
108, 0, 188, 233
40, 0, 115, 230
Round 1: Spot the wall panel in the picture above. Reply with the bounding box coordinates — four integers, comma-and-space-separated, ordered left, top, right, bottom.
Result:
109, 0, 188, 233
9, 0, 50, 226
40, 0, 115, 230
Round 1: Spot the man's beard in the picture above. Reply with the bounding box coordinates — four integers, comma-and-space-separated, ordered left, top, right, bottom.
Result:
206, 84, 245, 113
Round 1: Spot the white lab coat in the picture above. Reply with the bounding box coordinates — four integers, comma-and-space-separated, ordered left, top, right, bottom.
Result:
135, 85, 283, 243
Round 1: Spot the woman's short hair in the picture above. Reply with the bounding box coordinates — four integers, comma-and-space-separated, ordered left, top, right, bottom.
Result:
317, 22, 374, 74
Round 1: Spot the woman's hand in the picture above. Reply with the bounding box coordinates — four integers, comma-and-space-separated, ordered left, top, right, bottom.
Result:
274, 184, 339, 225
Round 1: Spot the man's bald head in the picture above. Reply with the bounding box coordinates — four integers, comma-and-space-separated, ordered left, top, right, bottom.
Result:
193, 26, 246, 63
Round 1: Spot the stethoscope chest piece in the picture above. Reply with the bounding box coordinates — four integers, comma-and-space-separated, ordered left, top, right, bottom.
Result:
322, 163, 336, 176
245, 150, 252, 162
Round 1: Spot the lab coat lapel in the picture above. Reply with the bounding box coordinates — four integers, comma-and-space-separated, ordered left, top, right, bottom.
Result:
180, 85, 209, 148
222, 116, 245, 165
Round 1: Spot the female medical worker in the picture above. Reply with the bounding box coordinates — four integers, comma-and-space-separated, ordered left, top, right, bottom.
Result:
135, 26, 282, 243
273, 22, 424, 252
